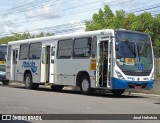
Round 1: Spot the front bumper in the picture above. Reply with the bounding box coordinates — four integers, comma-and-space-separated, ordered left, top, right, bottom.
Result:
112, 77, 154, 89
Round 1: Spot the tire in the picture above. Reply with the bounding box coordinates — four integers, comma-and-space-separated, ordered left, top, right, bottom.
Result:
51, 85, 64, 92
24, 73, 39, 89
80, 75, 93, 95
2, 80, 10, 85
111, 89, 125, 96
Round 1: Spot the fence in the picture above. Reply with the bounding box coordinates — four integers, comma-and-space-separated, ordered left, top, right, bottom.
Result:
154, 47, 160, 74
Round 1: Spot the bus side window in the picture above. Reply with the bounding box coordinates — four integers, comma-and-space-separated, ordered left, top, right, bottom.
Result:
73, 37, 91, 58
19, 44, 29, 60
91, 36, 97, 58
13, 50, 17, 64
29, 43, 41, 59
42, 47, 47, 64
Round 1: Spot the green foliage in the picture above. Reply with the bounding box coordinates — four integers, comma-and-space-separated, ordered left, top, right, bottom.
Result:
85, 5, 160, 47
0, 32, 54, 44
155, 73, 160, 80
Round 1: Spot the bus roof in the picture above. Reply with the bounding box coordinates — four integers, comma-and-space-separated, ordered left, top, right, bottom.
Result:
8, 29, 114, 45
8, 29, 148, 45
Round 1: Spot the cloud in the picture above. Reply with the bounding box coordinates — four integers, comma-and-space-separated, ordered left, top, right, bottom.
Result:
25, 0, 64, 19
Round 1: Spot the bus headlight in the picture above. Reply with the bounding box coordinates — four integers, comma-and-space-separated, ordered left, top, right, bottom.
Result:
115, 70, 124, 80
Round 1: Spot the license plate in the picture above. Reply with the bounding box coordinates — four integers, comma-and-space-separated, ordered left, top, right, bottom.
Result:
0, 61, 6, 64
135, 86, 142, 90
125, 58, 135, 65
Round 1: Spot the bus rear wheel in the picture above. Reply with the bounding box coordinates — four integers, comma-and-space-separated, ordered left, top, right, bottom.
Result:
24, 73, 39, 89
80, 75, 93, 95
111, 89, 125, 96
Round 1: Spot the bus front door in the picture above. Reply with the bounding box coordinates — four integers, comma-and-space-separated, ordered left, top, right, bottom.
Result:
96, 40, 111, 88
12, 49, 18, 81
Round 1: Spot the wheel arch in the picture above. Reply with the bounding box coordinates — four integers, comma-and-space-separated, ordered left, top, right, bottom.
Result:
76, 71, 90, 87
23, 70, 32, 81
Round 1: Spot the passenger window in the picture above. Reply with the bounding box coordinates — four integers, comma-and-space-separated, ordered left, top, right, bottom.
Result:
73, 37, 91, 58
19, 44, 29, 60
57, 39, 73, 58
29, 43, 41, 59
92, 36, 97, 58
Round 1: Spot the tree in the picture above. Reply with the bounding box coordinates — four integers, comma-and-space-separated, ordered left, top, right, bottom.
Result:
85, 5, 160, 47
0, 32, 54, 44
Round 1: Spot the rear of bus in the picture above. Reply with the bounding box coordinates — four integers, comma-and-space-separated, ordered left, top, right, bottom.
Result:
112, 30, 154, 92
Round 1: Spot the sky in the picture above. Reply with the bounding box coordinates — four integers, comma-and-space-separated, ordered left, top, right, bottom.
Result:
0, 0, 160, 36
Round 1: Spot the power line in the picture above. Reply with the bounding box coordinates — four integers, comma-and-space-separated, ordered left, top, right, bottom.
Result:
127, 2, 160, 13
2, 0, 159, 37
0, 21, 86, 37
0, 0, 56, 14
0, 0, 133, 25
0, 0, 78, 16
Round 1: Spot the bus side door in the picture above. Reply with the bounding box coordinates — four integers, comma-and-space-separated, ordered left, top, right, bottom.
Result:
50, 45, 56, 83
41, 45, 56, 83
12, 49, 18, 81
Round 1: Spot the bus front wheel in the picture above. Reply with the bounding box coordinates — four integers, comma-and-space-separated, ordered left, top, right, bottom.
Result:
80, 75, 93, 95
24, 73, 39, 89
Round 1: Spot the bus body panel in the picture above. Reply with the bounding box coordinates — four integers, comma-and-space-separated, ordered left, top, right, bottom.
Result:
17, 59, 41, 83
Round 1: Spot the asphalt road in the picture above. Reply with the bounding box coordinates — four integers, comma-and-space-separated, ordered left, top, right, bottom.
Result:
0, 83, 160, 123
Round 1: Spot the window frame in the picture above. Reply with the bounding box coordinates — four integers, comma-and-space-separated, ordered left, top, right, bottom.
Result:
73, 37, 92, 58
29, 42, 42, 60
19, 44, 29, 60
57, 39, 74, 59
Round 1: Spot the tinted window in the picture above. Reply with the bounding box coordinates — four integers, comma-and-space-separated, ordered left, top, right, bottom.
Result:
19, 44, 29, 60
73, 37, 91, 58
58, 39, 73, 58
92, 36, 97, 58
29, 43, 41, 59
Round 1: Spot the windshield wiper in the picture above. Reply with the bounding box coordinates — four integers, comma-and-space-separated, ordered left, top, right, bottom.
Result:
124, 40, 136, 57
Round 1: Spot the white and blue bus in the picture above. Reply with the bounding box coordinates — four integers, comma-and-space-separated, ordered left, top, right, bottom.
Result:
6, 29, 154, 95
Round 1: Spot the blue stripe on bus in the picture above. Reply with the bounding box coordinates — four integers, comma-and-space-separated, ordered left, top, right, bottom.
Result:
111, 77, 154, 89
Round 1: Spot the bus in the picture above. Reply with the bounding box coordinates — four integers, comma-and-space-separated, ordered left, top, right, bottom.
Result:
0, 44, 9, 85
6, 29, 154, 95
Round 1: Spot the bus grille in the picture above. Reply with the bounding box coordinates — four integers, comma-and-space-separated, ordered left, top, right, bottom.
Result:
123, 71, 151, 76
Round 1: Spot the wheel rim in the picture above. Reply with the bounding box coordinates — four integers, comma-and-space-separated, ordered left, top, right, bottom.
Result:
25, 76, 31, 88
82, 79, 89, 92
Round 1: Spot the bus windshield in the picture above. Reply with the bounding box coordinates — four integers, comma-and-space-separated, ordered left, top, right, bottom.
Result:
115, 31, 153, 73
